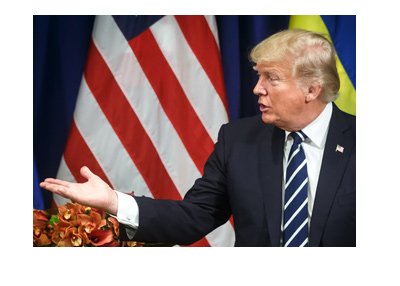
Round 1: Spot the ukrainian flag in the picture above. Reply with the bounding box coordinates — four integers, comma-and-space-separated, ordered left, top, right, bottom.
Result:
289, 15, 356, 116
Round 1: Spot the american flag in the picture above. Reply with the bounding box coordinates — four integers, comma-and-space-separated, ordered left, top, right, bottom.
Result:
53, 15, 235, 246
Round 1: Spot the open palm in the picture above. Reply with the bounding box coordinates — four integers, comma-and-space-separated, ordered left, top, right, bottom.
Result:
40, 166, 118, 214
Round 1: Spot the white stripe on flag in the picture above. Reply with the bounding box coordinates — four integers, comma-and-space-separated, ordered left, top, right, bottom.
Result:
205, 221, 235, 246
150, 16, 228, 142
73, 77, 153, 197
204, 15, 220, 49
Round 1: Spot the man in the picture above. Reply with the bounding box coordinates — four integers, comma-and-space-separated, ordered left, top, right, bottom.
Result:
40, 29, 356, 247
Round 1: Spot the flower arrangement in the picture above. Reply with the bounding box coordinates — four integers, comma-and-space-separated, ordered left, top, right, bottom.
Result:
33, 202, 144, 247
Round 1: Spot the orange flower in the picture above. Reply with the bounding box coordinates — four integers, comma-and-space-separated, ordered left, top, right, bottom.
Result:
57, 227, 86, 247
58, 203, 79, 224
51, 216, 69, 242
33, 202, 144, 247
33, 210, 52, 246
121, 241, 145, 247
33, 210, 49, 230
88, 228, 115, 246
102, 240, 120, 247
77, 211, 106, 234
107, 216, 120, 237
33, 225, 52, 246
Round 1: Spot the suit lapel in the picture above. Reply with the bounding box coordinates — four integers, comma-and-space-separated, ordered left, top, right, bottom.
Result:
309, 105, 355, 246
258, 125, 285, 246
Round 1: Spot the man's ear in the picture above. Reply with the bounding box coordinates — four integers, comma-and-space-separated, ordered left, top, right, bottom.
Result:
305, 83, 322, 103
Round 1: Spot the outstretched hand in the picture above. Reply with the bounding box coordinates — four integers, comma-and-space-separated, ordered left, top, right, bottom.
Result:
40, 166, 118, 215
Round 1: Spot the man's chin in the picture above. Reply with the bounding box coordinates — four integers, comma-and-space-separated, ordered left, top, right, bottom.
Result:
261, 113, 274, 125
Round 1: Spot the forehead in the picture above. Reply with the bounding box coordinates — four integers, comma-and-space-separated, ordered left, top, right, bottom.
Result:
254, 61, 292, 75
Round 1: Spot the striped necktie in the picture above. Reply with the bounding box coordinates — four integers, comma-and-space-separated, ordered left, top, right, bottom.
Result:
283, 131, 309, 247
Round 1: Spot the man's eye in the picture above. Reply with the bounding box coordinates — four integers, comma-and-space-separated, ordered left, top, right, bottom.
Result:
267, 74, 279, 81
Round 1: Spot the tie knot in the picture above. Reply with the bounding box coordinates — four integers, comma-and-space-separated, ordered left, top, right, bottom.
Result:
290, 131, 307, 146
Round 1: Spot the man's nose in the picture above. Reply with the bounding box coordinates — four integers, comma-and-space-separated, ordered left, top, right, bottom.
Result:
253, 78, 266, 96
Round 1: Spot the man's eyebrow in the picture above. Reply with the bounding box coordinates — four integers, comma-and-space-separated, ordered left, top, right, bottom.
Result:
253, 66, 281, 74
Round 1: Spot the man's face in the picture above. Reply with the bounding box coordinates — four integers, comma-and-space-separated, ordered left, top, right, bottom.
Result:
253, 61, 307, 131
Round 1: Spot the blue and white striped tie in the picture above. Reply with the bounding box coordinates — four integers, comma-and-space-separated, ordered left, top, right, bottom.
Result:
283, 131, 309, 247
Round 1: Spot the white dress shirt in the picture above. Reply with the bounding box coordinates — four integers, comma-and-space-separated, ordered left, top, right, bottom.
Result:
282, 102, 332, 226
115, 102, 333, 235
115, 191, 139, 229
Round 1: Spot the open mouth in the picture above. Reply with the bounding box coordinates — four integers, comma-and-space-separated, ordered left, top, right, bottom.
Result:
259, 103, 269, 112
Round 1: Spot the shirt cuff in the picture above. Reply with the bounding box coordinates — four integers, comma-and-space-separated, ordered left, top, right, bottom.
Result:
115, 191, 139, 229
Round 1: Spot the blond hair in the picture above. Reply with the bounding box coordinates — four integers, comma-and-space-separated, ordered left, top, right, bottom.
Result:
250, 29, 340, 102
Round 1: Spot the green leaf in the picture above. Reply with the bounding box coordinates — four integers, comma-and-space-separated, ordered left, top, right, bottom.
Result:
48, 214, 59, 226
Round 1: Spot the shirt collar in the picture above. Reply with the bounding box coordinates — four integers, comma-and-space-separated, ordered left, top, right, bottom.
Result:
285, 102, 333, 148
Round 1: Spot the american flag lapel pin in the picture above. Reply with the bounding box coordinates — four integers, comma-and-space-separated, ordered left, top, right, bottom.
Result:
335, 144, 344, 153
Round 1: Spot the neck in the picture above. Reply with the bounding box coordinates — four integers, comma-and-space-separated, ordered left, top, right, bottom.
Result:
286, 101, 327, 131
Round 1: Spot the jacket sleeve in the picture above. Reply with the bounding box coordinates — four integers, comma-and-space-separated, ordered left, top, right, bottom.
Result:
119, 123, 231, 245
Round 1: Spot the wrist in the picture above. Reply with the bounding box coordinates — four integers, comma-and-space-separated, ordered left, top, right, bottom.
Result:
108, 189, 118, 215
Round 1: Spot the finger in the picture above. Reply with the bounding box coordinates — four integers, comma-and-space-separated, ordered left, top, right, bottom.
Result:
43, 178, 71, 187
40, 182, 68, 196
80, 166, 95, 180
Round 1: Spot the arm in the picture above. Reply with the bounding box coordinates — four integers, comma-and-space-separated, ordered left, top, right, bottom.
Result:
127, 123, 231, 245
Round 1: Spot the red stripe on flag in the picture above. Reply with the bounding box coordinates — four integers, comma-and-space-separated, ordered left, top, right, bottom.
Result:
63, 120, 113, 186
129, 29, 215, 174
175, 16, 229, 115
182, 239, 210, 247
174, 16, 236, 232
84, 39, 182, 201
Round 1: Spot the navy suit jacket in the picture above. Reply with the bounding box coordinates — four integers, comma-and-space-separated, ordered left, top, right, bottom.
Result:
121, 104, 356, 246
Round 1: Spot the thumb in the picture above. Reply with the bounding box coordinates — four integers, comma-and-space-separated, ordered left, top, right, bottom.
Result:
80, 166, 95, 180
